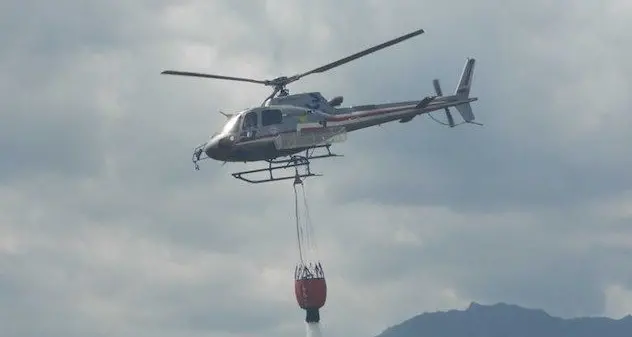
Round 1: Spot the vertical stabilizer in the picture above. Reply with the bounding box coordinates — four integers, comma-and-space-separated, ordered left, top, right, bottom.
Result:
455, 58, 475, 98
454, 58, 476, 122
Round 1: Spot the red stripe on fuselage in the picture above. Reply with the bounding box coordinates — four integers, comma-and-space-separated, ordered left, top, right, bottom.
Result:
325, 104, 416, 122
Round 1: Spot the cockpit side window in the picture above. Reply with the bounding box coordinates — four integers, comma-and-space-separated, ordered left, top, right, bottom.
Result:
261, 109, 283, 126
242, 111, 258, 129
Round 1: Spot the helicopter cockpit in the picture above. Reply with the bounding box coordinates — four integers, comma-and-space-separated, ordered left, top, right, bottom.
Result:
208, 110, 244, 141
221, 113, 241, 135
209, 106, 286, 141
234, 107, 286, 140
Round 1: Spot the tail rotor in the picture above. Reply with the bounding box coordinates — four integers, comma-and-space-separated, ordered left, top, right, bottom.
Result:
429, 58, 482, 128
432, 79, 456, 127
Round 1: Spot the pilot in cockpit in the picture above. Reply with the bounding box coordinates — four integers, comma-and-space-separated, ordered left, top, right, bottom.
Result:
243, 112, 257, 129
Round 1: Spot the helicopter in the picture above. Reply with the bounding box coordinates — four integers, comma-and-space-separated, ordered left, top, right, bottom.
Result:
161, 28, 480, 184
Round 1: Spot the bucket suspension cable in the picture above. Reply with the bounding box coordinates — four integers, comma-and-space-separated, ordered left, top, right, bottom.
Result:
293, 174, 318, 264
300, 182, 318, 256
293, 181, 305, 263
292, 173, 327, 324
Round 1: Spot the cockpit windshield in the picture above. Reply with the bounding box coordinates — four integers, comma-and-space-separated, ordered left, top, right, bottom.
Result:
221, 115, 240, 134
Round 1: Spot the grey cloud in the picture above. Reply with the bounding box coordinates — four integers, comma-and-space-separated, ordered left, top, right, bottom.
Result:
314, 0, 632, 214
316, 206, 613, 319
328, 125, 632, 213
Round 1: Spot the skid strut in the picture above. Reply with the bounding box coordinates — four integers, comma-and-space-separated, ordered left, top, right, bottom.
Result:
231, 145, 341, 184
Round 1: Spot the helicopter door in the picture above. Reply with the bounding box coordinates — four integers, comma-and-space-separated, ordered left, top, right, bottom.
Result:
260, 109, 283, 136
240, 110, 259, 140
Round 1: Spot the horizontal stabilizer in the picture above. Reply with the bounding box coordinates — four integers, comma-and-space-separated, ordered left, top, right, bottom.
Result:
415, 96, 435, 109
399, 95, 435, 123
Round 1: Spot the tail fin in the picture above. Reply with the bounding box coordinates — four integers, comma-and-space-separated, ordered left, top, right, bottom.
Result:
453, 58, 476, 123
455, 58, 475, 98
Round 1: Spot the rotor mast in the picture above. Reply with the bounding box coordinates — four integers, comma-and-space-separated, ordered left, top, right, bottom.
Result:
160, 28, 425, 106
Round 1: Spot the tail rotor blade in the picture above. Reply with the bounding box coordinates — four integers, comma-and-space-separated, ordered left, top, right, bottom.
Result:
433, 79, 455, 127
445, 108, 455, 127
433, 79, 443, 96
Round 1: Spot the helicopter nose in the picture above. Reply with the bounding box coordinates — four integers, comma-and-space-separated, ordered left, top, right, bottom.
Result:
203, 138, 220, 159
203, 134, 233, 160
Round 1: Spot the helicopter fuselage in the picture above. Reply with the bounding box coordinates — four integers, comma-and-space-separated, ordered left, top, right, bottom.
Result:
163, 27, 480, 183
199, 57, 477, 164
201, 91, 476, 163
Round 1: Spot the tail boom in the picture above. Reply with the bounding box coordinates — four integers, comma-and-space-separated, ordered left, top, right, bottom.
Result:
311, 58, 479, 131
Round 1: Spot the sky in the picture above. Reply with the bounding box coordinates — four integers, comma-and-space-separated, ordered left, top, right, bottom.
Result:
1, 0, 632, 337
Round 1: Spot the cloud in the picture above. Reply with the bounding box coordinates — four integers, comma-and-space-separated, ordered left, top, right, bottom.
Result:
1, 1, 632, 337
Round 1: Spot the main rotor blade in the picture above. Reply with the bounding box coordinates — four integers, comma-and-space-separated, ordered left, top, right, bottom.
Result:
292, 28, 425, 81
161, 70, 269, 85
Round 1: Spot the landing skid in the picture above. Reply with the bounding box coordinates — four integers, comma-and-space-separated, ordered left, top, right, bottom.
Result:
231, 145, 341, 184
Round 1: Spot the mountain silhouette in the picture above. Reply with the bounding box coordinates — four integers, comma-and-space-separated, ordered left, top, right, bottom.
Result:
376, 302, 632, 337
